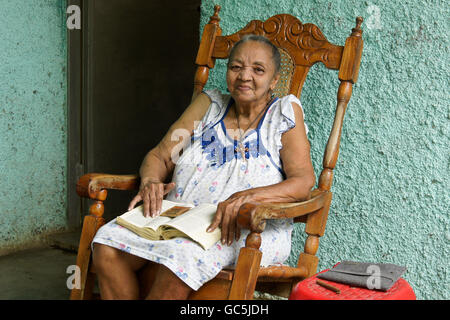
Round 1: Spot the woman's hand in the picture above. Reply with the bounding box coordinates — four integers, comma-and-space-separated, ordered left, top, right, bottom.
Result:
128, 180, 176, 218
207, 190, 257, 246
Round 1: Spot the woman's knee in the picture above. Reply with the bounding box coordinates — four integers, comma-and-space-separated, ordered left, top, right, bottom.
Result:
92, 243, 147, 274
92, 243, 121, 272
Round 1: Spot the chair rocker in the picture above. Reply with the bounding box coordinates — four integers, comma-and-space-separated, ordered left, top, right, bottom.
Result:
70, 5, 364, 300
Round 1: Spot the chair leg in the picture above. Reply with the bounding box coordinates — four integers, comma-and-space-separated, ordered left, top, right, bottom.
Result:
83, 269, 97, 300
228, 233, 262, 300
297, 252, 319, 278
298, 193, 332, 277
70, 214, 104, 300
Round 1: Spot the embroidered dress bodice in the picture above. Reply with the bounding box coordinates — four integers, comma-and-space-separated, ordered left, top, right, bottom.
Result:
166, 89, 308, 205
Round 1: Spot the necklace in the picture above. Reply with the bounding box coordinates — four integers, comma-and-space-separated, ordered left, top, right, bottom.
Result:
234, 97, 274, 160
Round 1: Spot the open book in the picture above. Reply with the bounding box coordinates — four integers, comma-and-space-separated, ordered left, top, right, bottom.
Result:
116, 200, 220, 250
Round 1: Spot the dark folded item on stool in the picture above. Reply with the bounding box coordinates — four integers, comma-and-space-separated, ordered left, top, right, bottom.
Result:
317, 261, 407, 291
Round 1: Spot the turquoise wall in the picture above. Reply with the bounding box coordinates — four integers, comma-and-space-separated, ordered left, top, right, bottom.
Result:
0, 0, 67, 254
200, 0, 449, 299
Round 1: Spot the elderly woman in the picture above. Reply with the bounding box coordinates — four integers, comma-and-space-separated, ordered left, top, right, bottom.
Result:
92, 34, 315, 299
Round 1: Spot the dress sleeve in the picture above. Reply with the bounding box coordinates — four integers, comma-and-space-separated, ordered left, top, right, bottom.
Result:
275, 94, 309, 151
194, 89, 229, 134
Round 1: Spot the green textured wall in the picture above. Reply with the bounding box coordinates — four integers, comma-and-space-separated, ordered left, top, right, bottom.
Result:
0, 0, 67, 254
200, 0, 449, 299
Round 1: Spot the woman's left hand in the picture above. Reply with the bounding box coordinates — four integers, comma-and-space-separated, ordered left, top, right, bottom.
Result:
207, 190, 257, 246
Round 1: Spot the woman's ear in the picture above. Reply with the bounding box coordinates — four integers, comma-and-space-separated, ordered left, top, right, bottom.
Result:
270, 72, 281, 90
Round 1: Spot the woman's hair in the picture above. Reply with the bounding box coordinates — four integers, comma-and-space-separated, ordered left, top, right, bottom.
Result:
228, 34, 281, 74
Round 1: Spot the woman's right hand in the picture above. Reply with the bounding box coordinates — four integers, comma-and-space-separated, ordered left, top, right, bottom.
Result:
128, 180, 176, 218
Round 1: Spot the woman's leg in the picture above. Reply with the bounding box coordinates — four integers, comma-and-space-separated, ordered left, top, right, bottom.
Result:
144, 264, 193, 300
92, 243, 148, 299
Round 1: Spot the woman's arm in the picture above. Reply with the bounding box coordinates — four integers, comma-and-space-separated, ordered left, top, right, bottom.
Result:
208, 101, 315, 245
128, 93, 211, 217
247, 101, 316, 201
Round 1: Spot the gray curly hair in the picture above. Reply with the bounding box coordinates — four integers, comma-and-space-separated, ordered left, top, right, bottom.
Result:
228, 34, 281, 74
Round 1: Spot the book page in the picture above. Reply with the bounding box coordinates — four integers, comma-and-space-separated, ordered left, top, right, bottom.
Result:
117, 200, 193, 230
161, 203, 221, 250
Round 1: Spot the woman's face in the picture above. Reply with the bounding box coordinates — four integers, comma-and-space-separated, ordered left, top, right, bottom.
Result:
226, 41, 279, 105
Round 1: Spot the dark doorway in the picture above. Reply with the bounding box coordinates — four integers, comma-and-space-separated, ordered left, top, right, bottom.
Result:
67, 0, 201, 227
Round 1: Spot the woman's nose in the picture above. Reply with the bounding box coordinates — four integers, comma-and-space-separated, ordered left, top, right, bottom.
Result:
237, 67, 252, 80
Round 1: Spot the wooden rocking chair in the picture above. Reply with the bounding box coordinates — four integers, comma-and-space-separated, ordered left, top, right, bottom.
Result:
70, 5, 364, 300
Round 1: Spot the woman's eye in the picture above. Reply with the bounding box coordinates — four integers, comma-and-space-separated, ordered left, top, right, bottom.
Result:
254, 68, 264, 74
230, 65, 241, 71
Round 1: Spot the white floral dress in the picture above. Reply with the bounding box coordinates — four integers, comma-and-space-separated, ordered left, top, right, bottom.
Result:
92, 89, 308, 290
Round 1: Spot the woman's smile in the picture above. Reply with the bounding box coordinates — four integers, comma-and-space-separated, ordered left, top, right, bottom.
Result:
236, 85, 252, 91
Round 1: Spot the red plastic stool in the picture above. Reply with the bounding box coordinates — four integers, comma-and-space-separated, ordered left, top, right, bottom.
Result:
289, 268, 416, 300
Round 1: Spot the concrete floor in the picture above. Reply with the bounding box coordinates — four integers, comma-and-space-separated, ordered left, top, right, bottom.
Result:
0, 230, 80, 300
0, 230, 283, 300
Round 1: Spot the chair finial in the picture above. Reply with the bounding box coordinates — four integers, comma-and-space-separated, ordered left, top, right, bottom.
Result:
209, 5, 221, 25
355, 16, 363, 29
351, 16, 363, 36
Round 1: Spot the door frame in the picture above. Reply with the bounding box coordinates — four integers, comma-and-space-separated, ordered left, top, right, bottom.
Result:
66, 0, 201, 228
67, 0, 92, 229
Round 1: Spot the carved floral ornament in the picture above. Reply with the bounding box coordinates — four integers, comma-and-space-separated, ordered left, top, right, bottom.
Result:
212, 14, 344, 69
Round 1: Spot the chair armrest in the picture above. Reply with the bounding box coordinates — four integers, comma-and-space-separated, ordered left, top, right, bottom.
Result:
237, 190, 332, 233
76, 173, 140, 200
